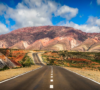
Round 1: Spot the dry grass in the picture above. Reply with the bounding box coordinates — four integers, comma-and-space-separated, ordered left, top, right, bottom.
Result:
0, 65, 41, 81
64, 67, 100, 83
38, 53, 46, 65
27, 51, 34, 63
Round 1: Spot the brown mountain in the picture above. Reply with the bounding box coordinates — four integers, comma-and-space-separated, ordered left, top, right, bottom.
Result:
10, 41, 29, 49
0, 26, 100, 51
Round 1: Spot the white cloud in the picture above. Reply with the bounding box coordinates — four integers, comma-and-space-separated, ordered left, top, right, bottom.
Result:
87, 16, 100, 26
5, 0, 59, 29
0, 22, 10, 34
0, 4, 7, 15
54, 5, 78, 20
0, 4, 10, 34
3, 0, 78, 30
6, 20, 10, 25
23, 0, 43, 7
97, 0, 100, 5
96, 19, 100, 26
59, 16, 100, 33
6, 7, 53, 29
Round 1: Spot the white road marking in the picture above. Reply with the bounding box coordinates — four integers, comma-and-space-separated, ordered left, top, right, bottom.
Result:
51, 76, 53, 78
50, 79, 53, 82
0, 66, 43, 84
50, 66, 54, 89
50, 85, 53, 88
51, 67, 53, 77
51, 66, 53, 74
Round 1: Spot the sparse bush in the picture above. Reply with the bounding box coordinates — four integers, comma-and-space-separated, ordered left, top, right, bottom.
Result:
98, 67, 100, 71
19, 54, 34, 67
0, 65, 9, 71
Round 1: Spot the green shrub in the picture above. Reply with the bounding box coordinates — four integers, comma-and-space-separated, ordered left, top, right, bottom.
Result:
19, 54, 34, 67
0, 65, 9, 71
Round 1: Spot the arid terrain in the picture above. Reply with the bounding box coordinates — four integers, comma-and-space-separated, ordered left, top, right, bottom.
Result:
0, 49, 100, 87
0, 26, 100, 52
64, 67, 100, 83
42, 51, 100, 70
0, 49, 41, 82
42, 51, 100, 83
0, 26, 100, 88
0, 65, 40, 81
0, 49, 35, 69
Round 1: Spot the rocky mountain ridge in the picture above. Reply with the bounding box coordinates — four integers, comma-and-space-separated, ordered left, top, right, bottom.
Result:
0, 26, 100, 51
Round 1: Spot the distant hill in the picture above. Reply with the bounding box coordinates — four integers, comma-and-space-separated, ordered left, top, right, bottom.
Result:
0, 26, 100, 52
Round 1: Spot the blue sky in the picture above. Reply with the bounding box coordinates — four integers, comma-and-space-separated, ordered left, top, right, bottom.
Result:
0, 0, 100, 34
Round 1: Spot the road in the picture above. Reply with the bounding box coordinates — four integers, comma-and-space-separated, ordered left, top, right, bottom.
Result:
33, 53, 44, 65
0, 66, 100, 90
0, 53, 100, 90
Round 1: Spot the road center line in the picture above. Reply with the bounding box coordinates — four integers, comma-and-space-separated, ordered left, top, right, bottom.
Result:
51, 76, 53, 78
51, 74, 53, 75
50, 79, 53, 82
51, 67, 53, 78
50, 85, 53, 89
51, 66, 53, 74
50, 66, 54, 89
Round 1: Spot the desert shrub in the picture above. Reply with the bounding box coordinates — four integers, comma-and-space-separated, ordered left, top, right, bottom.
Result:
0, 65, 9, 71
12, 67, 20, 69
98, 67, 100, 71
49, 59, 54, 65
19, 54, 34, 67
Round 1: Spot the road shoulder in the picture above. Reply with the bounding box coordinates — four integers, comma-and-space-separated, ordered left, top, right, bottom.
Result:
0, 65, 41, 82
63, 66, 100, 84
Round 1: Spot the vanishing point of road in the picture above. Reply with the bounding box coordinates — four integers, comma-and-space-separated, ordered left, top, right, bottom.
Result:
0, 53, 100, 90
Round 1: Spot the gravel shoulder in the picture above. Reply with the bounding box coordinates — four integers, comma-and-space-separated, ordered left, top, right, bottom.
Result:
0, 65, 41, 81
64, 67, 100, 83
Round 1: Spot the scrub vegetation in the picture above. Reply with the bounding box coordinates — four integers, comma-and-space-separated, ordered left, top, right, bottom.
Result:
19, 54, 34, 67
0, 49, 34, 71
42, 51, 100, 70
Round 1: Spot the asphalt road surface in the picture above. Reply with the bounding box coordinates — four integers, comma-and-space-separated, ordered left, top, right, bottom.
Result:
0, 65, 100, 90
33, 53, 44, 65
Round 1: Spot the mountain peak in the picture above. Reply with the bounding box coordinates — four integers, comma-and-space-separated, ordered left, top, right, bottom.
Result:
0, 26, 100, 51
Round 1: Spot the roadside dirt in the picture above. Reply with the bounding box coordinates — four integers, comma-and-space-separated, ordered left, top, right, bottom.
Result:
64, 67, 100, 83
27, 51, 35, 63
0, 65, 41, 81
38, 53, 46, 65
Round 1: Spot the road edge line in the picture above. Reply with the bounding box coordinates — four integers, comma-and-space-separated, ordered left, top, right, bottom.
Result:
0, 66, 43, 84
60, 66, 100, 85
